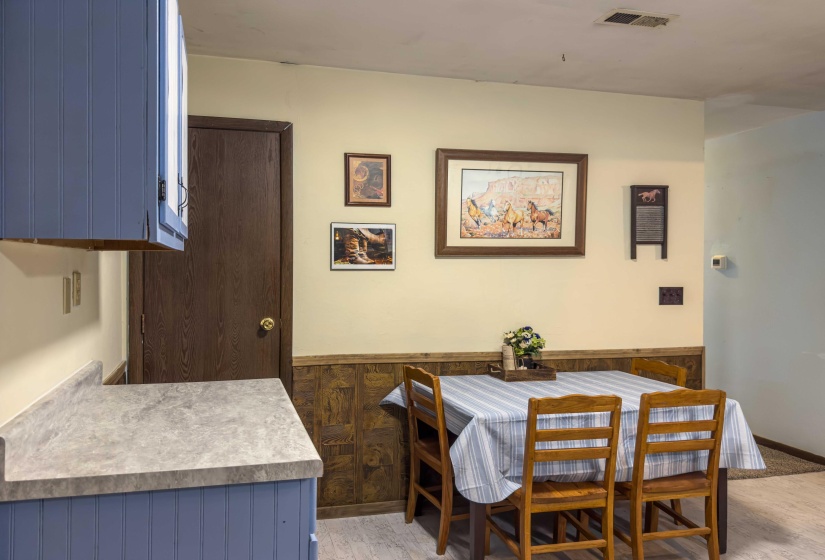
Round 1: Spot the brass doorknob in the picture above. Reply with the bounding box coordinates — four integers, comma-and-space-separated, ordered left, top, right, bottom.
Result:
260, 317, 275, 331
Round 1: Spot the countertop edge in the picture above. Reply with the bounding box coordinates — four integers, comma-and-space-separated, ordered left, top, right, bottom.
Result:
0, 458, 323, 503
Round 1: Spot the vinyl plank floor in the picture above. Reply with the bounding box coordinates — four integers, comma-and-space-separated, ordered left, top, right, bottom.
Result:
318, 472, 825, 559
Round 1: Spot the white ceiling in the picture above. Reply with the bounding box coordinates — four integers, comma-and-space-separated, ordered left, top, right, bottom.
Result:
181, 0, 825, 137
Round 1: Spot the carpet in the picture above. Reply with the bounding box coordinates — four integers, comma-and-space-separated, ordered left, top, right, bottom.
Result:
728, 444, 825, 480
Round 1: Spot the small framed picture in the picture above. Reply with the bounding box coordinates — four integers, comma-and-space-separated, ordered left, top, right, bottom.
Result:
331, 223, 396, 270
345, 153, 391, 206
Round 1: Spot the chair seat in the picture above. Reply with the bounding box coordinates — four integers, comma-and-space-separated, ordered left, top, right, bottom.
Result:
616, 471, 710, 496
510, 481, 608, 505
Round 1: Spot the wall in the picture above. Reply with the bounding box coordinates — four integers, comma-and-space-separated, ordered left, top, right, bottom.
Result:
705, 111, 825, 455
0, 243, 126, 426
189, 56, 706, 356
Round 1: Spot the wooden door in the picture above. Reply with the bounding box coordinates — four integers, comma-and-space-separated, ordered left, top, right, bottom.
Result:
130, 118, 293, 390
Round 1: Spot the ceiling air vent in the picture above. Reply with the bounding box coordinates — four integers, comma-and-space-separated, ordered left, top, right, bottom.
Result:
596, 9, 678, 29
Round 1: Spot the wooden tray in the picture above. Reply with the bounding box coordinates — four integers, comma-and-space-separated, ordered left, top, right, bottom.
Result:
488, 362, 557, 382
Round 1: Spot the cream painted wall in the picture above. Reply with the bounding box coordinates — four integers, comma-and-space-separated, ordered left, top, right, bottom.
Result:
0, 243, 126, 426
189, 56, 705, 356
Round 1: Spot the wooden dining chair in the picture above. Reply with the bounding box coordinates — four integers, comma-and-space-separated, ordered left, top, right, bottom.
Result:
630, 358, 688, 389
486, 394, 623, 560
629, 358, 689, 522
403, 366, 468, 555
615, 389, 727, 560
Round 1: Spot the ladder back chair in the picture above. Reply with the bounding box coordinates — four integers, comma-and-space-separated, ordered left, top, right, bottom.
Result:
615, 389, 727, 560
486, 394, 623, 560
630, 357, 689, 521
403, 366, 467, 555
630, 358, 688, 389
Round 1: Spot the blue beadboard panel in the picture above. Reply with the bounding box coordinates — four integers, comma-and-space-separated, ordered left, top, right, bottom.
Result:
0, 479, 318, 560
62, 0, 92, 239
0, 0, 181, 249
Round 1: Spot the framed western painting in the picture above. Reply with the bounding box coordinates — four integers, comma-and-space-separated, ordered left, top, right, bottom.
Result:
331, 223, 396, 270
345, 153, 391, 206
435, 149, 588, 256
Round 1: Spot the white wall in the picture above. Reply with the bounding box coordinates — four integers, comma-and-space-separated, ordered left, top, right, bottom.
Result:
190, 56, 706, 356
0, 243, 126, 426
705, 111, 825, 455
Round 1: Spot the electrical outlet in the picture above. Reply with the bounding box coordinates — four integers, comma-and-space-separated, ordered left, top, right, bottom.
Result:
72, 271, 81, 306
63, 278, 72, 314
659, 287, 684, 305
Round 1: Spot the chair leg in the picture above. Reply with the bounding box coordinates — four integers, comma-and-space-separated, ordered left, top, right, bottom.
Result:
630, 498, 645, 560
405, 458, 419, 524
705, 495, 720, 560
554, 512, 567, 544
671, 499, 683, 525
513, 508, 520, 539
602, 504, 615, 560
577, 510, 589, 541
644, 502, 659, 533
521, 510, 532, 560
436, 474, 453, 555
485, 505, 492, 556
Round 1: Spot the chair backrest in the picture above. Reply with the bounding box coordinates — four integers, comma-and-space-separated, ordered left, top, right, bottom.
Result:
630, 358, 688, 388
403, 366, 450, 466
632, 389, 727, 496
521, 395, 623, 501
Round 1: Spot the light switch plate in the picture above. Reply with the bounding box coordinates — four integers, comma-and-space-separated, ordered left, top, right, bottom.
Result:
63, 278, 72, 314
72, 271, 81, 306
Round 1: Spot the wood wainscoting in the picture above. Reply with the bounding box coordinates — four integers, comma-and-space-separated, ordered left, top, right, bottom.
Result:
292, 347, 704, 519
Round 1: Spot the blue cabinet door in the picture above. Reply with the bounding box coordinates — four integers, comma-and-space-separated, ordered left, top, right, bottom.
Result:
0, 0, 187, 251
158, 0, 183, 239
178, 15, 190, 239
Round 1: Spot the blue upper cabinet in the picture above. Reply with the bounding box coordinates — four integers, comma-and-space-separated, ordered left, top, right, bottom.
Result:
0, 0, 188, 250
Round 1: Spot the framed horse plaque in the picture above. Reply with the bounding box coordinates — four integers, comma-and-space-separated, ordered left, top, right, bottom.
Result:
435, 148, 588, 257
630, 185, 669, 259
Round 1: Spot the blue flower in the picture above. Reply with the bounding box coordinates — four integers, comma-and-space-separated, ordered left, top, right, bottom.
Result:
524, 326, 532, 330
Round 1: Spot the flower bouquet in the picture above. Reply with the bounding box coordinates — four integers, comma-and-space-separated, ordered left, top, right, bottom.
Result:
491, 326, 555, 381
503, 326, 547, 359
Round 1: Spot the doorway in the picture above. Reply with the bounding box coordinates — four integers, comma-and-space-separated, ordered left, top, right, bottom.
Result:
128, 117, 293, 394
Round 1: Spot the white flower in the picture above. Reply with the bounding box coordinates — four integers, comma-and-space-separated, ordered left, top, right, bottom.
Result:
504, 332, 514, 338
522, 332, 531, 339
519, 341, 529, 348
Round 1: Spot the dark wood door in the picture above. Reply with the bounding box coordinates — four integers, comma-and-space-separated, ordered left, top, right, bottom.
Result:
132, 119, 292, 386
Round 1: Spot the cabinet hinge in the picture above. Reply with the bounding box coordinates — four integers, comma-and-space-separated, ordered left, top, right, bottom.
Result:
141, 314, 145, 334
158, 177, 167, 202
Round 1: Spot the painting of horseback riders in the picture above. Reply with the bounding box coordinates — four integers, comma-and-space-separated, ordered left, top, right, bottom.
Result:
460, 169, 563, 239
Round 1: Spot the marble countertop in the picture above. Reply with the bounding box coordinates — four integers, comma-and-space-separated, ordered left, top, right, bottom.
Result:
0, 362, 322, 502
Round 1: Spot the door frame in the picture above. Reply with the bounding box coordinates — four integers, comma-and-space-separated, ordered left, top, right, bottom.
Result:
128, 116, 294, 395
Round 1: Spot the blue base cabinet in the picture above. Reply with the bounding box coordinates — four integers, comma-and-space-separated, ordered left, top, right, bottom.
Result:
0, 479, 318, 560
0, 0, 189, 250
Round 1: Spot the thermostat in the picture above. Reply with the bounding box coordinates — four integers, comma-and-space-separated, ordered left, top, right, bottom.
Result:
711, 255, 727, 270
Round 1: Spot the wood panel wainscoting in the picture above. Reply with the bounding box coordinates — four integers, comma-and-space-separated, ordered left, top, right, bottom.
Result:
291, 347, 705, 519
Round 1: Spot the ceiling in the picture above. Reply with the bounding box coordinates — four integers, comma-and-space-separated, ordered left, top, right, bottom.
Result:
181, 0, 825, 137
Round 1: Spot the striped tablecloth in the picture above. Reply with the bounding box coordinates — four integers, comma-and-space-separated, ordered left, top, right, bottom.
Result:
381, 371, 765, 504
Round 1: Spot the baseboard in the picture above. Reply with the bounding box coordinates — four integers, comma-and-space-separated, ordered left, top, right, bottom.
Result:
317, 500, 407, 520
753, 435, 825, 466
103, 361, 127, 386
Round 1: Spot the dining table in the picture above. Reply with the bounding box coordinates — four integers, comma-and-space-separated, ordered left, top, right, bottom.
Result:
381, 370, 765, 559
